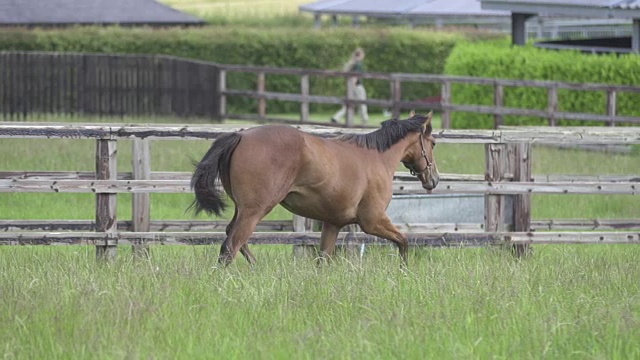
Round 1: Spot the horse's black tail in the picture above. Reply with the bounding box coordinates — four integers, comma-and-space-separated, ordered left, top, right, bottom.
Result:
189, 132, 242, 217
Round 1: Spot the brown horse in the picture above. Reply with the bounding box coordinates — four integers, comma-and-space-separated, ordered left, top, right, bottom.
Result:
190, 112, 439, 265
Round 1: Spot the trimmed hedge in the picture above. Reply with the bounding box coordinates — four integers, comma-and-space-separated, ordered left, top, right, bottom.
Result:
0, 27, 462, 114
444, 41, 640, 128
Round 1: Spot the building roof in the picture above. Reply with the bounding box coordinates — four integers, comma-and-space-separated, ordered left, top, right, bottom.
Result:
299, 0, 509, 18
0, 0, 205, 26
483, 0, 639, 6
481, 0, 640, 18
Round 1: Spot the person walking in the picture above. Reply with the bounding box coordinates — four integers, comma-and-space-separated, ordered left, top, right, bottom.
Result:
331, 48, 369, 125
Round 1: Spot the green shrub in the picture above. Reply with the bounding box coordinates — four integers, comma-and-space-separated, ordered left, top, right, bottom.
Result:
0, 26, 462, 113
444, 40, 640, 128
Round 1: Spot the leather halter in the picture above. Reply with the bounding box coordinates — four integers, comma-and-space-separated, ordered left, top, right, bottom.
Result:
403, 131, 432, 177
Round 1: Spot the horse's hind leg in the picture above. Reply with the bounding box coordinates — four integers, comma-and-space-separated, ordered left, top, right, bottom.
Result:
223, 208, 256, 265
218, 208, 264, 266
219, 210, 237, 263
240, 245, 256, 265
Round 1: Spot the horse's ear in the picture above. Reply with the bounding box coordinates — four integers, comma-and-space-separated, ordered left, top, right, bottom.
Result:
422, 111, 433, 133
409, 109, 415, 118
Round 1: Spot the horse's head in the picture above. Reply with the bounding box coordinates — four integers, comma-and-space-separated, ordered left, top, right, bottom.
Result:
401, 111, 439, 192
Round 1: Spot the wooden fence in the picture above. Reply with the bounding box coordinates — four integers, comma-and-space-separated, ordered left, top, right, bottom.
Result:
0, 52, 220, 119
1, 123, 638, 259
2, 51, 640, 128
218, 64, 640, 128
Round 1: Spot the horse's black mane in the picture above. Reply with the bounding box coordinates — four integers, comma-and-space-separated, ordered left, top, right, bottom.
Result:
338, 115, 432, 152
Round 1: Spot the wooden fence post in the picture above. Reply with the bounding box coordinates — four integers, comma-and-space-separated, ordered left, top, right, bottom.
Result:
441, 81, 451, 129
345, 78, 355, 127
132, 138, 151, 258
336, 224, 363, 259
607, 90, 616, 127
512, 142, 532, 257
217, 69, 226, 121
300, 74, 309, 123
257, 71, 266, 122
485, 143, 533, 256
494, 84, 504, 129
547, 86, 558, 126
391, 77, 401, 118
95, 139, 117, 261
292, 215, 317, 259
484, 144, 509, 236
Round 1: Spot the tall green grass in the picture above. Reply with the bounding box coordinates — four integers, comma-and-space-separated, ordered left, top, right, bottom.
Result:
1, 245, 639, 359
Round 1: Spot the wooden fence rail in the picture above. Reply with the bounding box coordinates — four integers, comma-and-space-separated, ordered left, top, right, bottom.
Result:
2, 178, 638, 195
2, 123, 639, 142
2, 219, 639, 233
3, 51, 640, 128
2, 170, 637, 184
1, 123, 639, 260
1, 231, 638, 246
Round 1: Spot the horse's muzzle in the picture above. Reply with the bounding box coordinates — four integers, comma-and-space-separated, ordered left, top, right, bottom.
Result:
422, 181, 437, 192
422, 173, 439, 193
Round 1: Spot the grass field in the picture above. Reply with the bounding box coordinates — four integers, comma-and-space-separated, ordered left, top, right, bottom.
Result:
1, 244, 639, 359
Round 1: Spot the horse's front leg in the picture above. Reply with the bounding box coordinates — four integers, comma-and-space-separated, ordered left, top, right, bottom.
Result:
317, 222, 341, 264
359, 215, 408, 266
